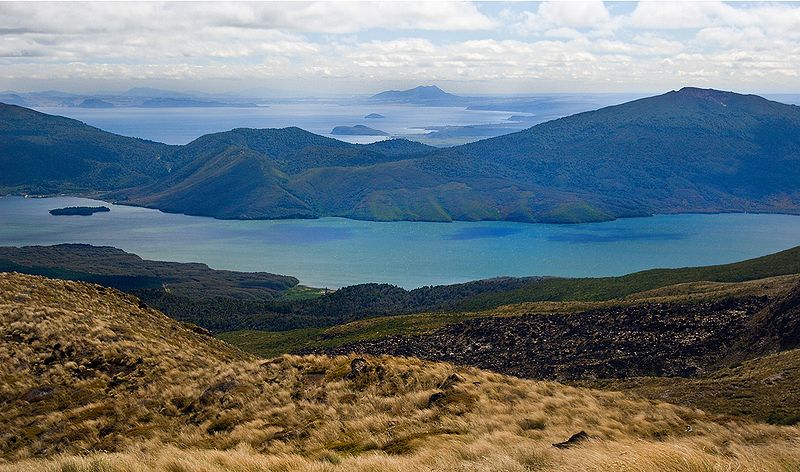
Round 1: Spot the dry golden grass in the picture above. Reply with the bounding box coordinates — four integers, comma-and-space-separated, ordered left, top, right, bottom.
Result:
1, 272, 799, 471
487, 273, 800, 317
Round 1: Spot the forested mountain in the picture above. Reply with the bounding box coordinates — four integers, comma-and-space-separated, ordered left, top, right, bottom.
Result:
3, 88, 800, 223
0, 103, 176, 194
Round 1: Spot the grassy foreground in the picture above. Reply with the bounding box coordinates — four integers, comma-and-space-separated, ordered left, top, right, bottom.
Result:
2, 273, 799, 471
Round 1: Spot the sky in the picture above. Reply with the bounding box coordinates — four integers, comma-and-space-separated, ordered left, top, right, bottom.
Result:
1, 1, 799, 96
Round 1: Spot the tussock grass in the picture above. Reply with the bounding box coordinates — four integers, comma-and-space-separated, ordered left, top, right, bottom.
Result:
1, 273, 799, 471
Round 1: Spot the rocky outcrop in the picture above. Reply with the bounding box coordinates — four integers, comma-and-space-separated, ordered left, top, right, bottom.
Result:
725, 282, 800, 363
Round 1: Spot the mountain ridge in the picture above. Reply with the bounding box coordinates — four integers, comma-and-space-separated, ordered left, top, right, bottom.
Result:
3, 87, 800, 223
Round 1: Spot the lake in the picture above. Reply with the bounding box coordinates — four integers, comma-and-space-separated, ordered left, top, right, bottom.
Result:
2, 196, 799, 289
32, 94, 634, 145
34, 103, 514, 145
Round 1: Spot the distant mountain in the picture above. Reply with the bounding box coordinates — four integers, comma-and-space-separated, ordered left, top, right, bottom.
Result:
0, 92, 29, 106
369, 85, 468, 105
433, 87, 800, 221
121, 87, 196, 98
0, 88, 256, 108
139, 97, 253, 108
0, 103, 178, 194
331, 124, 389, 136
4, 88, 800, 223
365, 113, 385, 119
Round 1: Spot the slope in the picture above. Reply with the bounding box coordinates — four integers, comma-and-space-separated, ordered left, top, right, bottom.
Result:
113, 128, 434, 219
121, 88, 800, 222
1, 272, 799, 472
0, 103, 177, 194
423, 87, 800, 221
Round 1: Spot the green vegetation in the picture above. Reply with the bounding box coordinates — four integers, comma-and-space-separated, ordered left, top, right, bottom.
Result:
48, 205, 110, 216
456, 245, 800, 311
0, 103, 177, 194
213, 251, 800, 361
221, 275, 800, 360
5, 88, 800, 223
4, 244, 800, 338
275, 285, 327, 302
219, 311, 477, 358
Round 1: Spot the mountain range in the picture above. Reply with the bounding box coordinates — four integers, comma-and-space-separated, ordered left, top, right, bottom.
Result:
2, 87, 800, 223
0, 87, 258, 108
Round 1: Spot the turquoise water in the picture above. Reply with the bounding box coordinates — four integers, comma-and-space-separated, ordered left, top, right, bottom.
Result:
1, 196, 799, 289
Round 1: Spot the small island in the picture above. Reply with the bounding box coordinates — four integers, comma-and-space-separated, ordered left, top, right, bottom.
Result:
49, 206, 111, 216
331, 124, 389, 136
364, 113, 385, 119
77, 98, 114, 108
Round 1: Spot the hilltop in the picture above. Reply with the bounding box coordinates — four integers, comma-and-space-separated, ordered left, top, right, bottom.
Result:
1, 272, 799, 471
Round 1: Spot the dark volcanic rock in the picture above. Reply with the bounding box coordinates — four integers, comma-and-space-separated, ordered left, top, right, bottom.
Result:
345, 357, 369, 380
553, 431, 589, 449
727, 282, 800, 361
318, 297, 770, 381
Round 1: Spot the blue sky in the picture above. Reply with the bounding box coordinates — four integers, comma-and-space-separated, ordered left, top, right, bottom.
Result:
1, 1, 799, 95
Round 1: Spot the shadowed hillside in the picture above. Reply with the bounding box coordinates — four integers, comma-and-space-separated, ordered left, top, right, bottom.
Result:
0, 103, 176, 194
1, 272, 799, 471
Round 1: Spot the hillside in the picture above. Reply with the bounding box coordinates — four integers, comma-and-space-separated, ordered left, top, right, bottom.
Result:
0, 244, 298, 299
111, 129, 432, 220
5, 88, 800, 223
433, 87, 800, 220
120, 88, 800, 222
1, 272, 799, 471
0, 103, 177, 194
585, 348, 800, 425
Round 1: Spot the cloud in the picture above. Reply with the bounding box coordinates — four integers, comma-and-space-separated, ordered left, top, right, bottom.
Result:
0, 1, 799, 93
0, 2, 497, 35
517, 1, 613, 34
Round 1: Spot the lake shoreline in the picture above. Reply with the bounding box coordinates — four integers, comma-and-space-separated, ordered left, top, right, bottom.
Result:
2, 195, 800, 289
9, 193, 800, 226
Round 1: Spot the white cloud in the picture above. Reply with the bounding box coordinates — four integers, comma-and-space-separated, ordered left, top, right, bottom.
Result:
518, 1, 613, 34
0, 2, 497, 35
1, 1, 800, 93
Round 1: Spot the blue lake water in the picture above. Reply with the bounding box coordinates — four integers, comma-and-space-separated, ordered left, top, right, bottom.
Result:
1, 196, 799, 289
32, 95, 632, 145
34, 103, 515, 145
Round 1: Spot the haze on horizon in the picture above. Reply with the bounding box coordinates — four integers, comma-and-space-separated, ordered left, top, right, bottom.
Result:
1, 1, 800, 96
